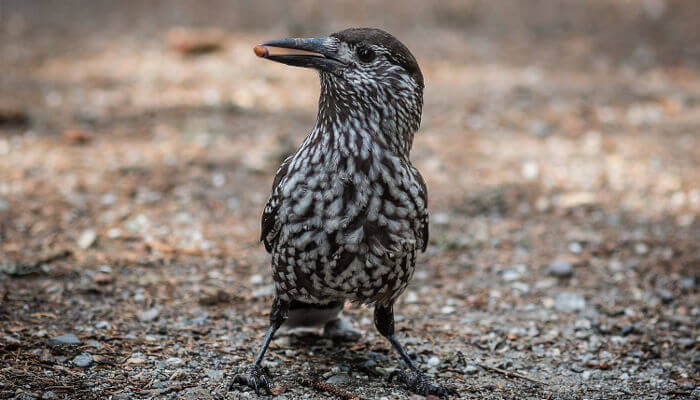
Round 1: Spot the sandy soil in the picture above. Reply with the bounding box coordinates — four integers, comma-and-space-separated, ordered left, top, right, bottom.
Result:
0, 1, 698, 399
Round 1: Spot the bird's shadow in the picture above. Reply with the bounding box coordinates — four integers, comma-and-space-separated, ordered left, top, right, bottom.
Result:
273, 330, 390, 378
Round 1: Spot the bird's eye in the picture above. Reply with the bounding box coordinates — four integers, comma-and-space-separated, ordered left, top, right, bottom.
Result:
356, 47, 375, 63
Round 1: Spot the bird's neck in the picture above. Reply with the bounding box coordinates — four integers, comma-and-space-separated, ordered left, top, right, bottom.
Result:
314, 76, 422, 160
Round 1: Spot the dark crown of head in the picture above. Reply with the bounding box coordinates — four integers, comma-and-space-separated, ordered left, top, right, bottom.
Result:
330, 28, 424, 89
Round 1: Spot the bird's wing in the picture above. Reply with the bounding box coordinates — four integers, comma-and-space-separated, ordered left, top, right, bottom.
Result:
261, 156, 293, 253
411, 166, 429, 252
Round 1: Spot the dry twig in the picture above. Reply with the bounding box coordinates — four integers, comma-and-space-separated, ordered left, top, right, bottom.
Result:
298, 377, 363, 400
476, 362, 546, 385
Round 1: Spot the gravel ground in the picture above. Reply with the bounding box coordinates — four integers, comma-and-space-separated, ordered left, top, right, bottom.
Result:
1, 2, 698, 399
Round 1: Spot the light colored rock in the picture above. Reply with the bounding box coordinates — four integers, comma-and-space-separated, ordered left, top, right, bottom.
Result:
78, 229, 97, 249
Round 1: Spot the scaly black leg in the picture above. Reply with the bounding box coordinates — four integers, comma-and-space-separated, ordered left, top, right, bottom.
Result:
230, 297, 289, 394
374, 303, 458, 398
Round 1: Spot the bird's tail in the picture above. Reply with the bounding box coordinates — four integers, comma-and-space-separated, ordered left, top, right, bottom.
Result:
283, 300, 343, 328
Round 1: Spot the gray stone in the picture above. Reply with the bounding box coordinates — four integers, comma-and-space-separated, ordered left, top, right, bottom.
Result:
568, 242, 583, 254
529, 120, 552, 136
427, 356, 440, 367
95, 321, 111, 330
325, 374, 349, 385
554, 292, 586, 313
181, 387, 215, 400
72, 352, 93, 368
464, 364, 479, 375
138, 308, 160, 322
165, 357, 185, 367
170, 369, 189, 381
582, 370, 596, 380
3, 335, 21, 345
549, 259, 574, 278
501, 269, 522, 282
85, 340, 103, 349
680, 277, 695, 289
41, 391, 58, 400
655, 289, 673, 303
49, 333, 81, 347
621, 324, 638, 336
205, 369, 225, 381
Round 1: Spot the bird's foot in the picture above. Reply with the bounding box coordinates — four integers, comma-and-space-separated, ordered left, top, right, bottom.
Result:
229, 364, 272, 394
389, 369, 457, 398
323, 316, 362, 341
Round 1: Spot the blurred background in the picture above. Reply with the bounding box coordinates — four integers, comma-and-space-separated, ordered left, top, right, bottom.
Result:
1, 1, 698, 399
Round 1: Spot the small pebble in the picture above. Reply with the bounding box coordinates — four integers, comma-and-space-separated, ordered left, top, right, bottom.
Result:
170, 369, 188, 381
3, 335, 21, 345
570, 364, 584, 373
440, 306, 455, 314
100, 193, 116, 205
165, 357, 185, 367
78, 229, 97, 249
521, 161, 539, 180
501, 269, 522, 282
205, 369, 225, 381
49, 333, 81, 347
554, 292, 586, 313
325, 374, 349, 385
655, 289, 673, 304
427, 356, 440, 367
72, 352, 93, 368
95, 321, 111, 330
549, 259, 573, 278
362, 359, 376, 369
138, 308, 159, 322
568, 242, 582, 254
680, 277, 695, 290
404, 291, 418, 303
634, 242, 649, 255
621, 324, 637, 336
85, 340, 103, 349
464, 363, 479, 375
107, 228, 122, 239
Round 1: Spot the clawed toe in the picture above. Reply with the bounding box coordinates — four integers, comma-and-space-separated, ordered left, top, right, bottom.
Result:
389, 369, 457, 398
229, 364, 272, 394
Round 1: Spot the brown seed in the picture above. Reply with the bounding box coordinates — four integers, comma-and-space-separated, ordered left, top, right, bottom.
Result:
63, 129, 94, 144
253, 45, 269, 58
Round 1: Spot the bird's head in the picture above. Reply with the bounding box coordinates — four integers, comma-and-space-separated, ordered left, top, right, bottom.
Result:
256, 28, 424, 154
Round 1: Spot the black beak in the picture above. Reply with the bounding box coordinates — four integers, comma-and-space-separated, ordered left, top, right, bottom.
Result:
254, 37, 343, 73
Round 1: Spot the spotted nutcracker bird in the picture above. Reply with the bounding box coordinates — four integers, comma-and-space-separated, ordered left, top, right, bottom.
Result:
232, 28, 456, 398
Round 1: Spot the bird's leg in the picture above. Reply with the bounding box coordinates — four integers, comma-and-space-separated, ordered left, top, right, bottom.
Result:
230, 297, 289, 394
374, 304, 458, 398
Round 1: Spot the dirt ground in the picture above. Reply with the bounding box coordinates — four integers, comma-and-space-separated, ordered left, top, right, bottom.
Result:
0, 1, 698, 399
